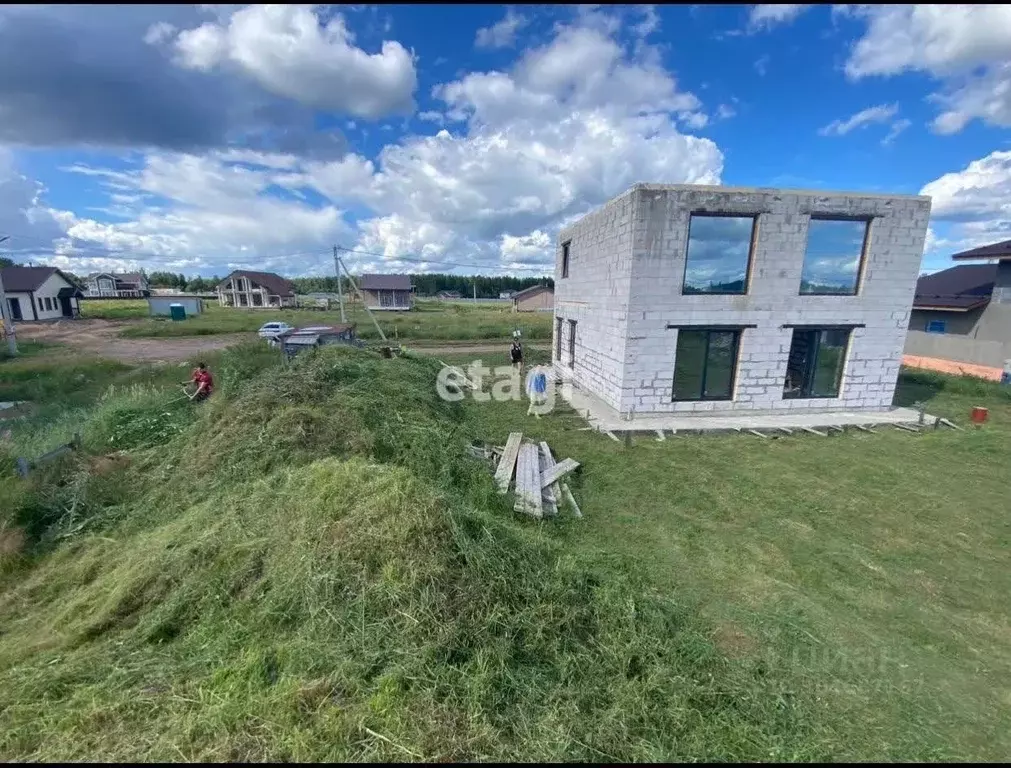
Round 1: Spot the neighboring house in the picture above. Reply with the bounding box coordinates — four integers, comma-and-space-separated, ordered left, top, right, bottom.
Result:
909, 239, 1011, 342
436, 290, 461, 300
358, 274, 414, 310
903, 239, 1011, 371
553, 183, 931, 416
499, 290, 515, 300
86, 272, 150, 297
1, 266, 83, 321
512, 284, 554, 312
147, 295, 204, 316
216, 270, 296, 308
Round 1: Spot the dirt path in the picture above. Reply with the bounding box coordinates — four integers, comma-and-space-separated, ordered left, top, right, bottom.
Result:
17, 319, 252, 364
15, 319, 550, 364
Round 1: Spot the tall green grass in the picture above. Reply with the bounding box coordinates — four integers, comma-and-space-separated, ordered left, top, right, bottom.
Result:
0, 345, 850, 761
1, 347, 1007, 761
109, 301, 553, 341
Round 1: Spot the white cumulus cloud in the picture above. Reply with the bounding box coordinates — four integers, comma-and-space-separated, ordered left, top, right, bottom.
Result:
170, 4, 417, 119
818, 102, 911, 146
748, 4, 812, 31
475, 8, 528, 49
8, 7, 723, 278
919, 150, 1011, 262
844, 5, 1011, 134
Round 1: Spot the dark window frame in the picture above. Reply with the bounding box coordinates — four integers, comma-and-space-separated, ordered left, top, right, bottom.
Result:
798, 215, 872, 297
671, 327, 744, 402
782, 327, 852, 400
567, 319, 576, 368
555, 316, 563, 360
561, 240, 571, 279
681, 212, 758, 297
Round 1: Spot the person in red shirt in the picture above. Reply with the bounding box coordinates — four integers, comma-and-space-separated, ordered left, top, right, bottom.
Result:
184, 362, 214, 401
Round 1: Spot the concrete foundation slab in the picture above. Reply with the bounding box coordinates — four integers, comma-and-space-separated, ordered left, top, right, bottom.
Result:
561, 383, 934, 433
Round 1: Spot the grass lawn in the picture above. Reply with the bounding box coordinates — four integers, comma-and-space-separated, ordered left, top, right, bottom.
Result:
1, 341, 1008, 761
80, 298, 554, 341
434, 350, 1011, 760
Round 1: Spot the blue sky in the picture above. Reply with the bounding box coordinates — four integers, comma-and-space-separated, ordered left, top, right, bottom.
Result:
0, 4, 1009, 279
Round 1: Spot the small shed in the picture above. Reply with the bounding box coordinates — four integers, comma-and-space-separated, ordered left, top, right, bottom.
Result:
358, 274, 414, 310
277, 324, 359, 359
148, 295, 204, 317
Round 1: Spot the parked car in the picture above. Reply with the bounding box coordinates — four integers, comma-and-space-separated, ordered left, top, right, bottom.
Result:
257, 321, 292, 343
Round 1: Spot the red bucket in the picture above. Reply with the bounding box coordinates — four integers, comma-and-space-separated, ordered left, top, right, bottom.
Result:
970, 406, 989, 425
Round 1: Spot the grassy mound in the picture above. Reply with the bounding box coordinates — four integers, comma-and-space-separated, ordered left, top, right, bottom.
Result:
0, 346, 922, 761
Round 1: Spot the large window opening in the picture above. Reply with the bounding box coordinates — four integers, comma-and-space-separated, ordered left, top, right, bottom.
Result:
682, 214, 756, 295
672, 328, 742, 401
783, 328, 851, 399
561, 241, 571, 279
555, 317, 563, 360
799, 218, 869, 295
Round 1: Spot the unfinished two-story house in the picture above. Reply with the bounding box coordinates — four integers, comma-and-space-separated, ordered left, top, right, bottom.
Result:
552, 184, 931, 419
216, 270, 296, 308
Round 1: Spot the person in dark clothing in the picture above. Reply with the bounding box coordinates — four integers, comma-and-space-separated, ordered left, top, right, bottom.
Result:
510, 339, 523, 372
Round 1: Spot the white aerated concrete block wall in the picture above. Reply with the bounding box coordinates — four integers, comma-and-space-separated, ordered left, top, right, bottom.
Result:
555, 184, 931, 416
552, 188, 638, 411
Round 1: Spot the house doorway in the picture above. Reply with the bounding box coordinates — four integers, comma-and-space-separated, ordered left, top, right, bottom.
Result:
7, 298, 22, 321
60, 296, 73, 317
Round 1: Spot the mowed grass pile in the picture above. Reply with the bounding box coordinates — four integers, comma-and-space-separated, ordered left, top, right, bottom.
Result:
87, 298, 554, 341
3, 345, 840, 762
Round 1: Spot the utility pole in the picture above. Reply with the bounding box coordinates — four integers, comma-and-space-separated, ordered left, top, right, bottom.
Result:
0, 235, 17, 357
333, 245, 347, 323
473, 277, 477, 304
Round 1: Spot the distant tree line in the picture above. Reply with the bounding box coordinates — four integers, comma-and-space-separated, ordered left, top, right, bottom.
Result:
148, 272, 220, 293
143, 270, 554, 299
289, 273, 552, 298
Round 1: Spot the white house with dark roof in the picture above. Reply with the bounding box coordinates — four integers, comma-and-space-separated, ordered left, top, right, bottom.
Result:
85, 272, 150, 298
216, 270, 297, 308
1, 266, 83, 321
357, 274, 414, 310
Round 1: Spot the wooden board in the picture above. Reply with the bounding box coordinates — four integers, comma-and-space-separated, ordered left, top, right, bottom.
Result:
540, 457, 579, 489
539, 441, 563, 517
562, 483, 582, 518
802, 426, 827, 437
515, 443, 543, 519
537, 445, 558, 517
494, 432, 522, 492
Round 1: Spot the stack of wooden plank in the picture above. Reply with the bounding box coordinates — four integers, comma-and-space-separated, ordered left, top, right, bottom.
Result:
492, 432, 582, 519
